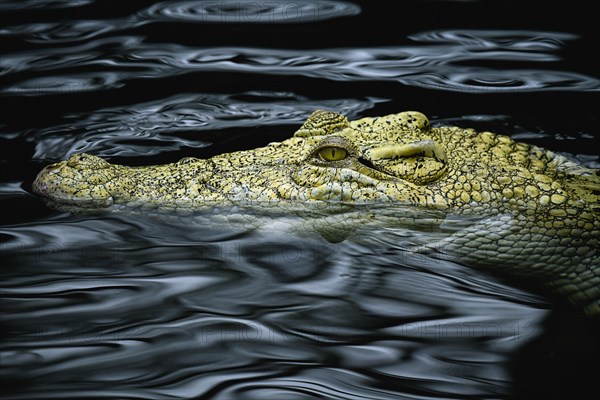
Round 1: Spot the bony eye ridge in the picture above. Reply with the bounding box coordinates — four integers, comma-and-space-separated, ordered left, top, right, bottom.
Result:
318, 146, 348, 162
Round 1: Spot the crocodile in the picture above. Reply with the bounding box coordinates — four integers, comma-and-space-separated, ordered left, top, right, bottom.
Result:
33, 110, 600, 315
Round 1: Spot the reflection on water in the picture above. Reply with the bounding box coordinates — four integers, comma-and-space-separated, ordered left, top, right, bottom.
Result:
140, 0, 362, 24
2, 30, 599, 95
1, 215, 546, 399
0, 0, 94, 11
27, 92, 384, 159
1, 1, 598, 399
0, 0, 361, 43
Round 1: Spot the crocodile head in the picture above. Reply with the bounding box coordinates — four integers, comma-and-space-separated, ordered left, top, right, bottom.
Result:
32, 110, 452, 214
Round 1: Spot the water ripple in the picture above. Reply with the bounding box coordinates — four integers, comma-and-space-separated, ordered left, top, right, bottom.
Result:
0, 0, 94, 11
140, 0, 361, 24
0, 1, 360, 44
2, 32, 598, 95
1, 215, 548, 399
7, 92, 382, 160
409, 29, 576, 50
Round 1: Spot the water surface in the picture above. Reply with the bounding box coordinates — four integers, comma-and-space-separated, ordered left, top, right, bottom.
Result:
1, 1, 599, 399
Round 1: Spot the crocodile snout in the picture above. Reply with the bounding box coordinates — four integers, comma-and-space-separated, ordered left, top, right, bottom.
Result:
33, 154, 115, 210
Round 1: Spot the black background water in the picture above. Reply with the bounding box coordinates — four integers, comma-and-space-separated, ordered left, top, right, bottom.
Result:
1, 1, 599, 399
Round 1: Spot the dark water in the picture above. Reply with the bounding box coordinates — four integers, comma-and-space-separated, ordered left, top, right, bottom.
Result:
1, 1, 599, 399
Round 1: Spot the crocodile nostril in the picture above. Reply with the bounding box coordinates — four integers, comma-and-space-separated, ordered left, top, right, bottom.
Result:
40, 161, 66, 173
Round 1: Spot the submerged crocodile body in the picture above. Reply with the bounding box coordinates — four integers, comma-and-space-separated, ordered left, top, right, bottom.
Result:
33, 110, 600, 315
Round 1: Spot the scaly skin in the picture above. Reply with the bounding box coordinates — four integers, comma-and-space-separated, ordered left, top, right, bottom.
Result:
33, 110, 600, 315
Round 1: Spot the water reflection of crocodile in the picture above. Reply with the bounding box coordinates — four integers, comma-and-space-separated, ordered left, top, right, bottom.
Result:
33, 110, 600, 315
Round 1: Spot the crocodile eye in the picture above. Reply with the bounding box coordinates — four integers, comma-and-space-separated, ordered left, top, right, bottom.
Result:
318, 147, 348, 162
